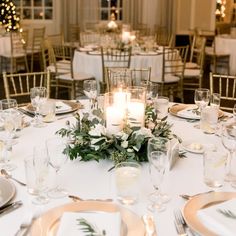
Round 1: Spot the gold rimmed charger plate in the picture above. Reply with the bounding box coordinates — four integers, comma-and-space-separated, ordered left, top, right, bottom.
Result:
169, 104, 224, 120
31, 201, 145, 236
183, 192, 236, 236
0, 177, 16, 208
26, 100, 81, 115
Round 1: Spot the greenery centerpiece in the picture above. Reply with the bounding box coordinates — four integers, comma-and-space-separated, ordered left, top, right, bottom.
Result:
56, 103, 178, 168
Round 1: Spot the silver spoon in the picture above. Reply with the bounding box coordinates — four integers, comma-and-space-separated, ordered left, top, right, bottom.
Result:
1, 169, 26, 186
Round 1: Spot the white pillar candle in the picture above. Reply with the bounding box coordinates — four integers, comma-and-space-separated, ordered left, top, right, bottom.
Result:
122, 31, 130, 44
127, 101, 145, 127
106, 106, 125, 136
113, 91, 127, 108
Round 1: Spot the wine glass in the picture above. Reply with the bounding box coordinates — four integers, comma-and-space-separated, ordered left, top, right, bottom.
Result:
30, 87, 47, 128
221, 123, 236, 184
32, 146, 50, 205
46, 137, 68, 198
83, 80, 98, 110
147, 137, 170, 212
141, 81, 158, 105
0, 109, 19, 171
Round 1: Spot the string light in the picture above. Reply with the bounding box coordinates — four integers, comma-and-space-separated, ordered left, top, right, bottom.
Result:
0, 0, 21, 32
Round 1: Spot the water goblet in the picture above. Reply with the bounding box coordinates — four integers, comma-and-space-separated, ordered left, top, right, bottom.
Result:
46, 137, 68, 198
147, 137, 170, 212
30, 87, 47, 128
83, 80, 98, 110
221, 123, 236, 184
32, 146, 50, 205
0, 109, 19, 171
194, 88, 210, 112
140, 81, 158, 104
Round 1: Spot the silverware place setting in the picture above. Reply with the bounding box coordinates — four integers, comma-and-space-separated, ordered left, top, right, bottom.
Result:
0, 169, 26, 186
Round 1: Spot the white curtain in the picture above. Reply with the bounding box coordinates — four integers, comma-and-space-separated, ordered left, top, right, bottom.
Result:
123, 0, 174, 34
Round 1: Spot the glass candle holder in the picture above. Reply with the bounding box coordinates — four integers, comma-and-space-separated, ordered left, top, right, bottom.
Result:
127, 86, 146, 127
104, 91, 128, 136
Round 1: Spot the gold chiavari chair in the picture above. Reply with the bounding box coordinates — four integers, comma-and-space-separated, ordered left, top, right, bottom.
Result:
3, 70, 50, 105
68, 24, 81, 44
183, 37, 206, 91
152, 45, 189, 102
26, 27, 45, 72
101, 46, 132, 92
1, 32, 29, 74
210, 73, 236, 112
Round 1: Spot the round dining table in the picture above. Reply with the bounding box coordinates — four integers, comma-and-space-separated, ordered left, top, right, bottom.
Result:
73, 50, 163, 84
0, 100, 235, 236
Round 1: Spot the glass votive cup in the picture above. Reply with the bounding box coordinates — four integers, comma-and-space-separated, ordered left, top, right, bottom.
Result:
200, 106, 218, 134
40, 100, 56, 123
24, 155, 39, 195
154, 96, 169, 119
115, 161, 141, 205
203, 148, 227, 188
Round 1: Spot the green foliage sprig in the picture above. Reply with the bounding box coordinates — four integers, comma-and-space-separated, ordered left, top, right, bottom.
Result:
56, 104, 178, 167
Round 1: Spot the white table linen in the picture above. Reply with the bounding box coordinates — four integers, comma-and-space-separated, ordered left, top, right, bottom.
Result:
73, 51, 163, 85
215, 35, 236, 75
0, 100, 235, 236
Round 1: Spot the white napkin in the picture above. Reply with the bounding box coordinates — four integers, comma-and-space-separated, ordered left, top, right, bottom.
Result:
168, 138, 179, 170
57, 212, 121, 236
197, 198, 236, 236
177, 106, 199, 119
55, 101, 71, 113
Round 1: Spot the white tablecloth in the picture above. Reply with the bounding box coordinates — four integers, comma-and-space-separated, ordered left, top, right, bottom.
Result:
73, 51, 163, 84
0, 36, 11, 56
215, 35, 236, 75
0, 100, 234, 236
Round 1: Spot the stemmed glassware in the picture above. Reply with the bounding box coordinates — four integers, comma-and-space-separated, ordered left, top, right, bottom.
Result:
194, 88, 210, 114
30, 87, 47, 128
221, 123, 236, 184
147, 137, 170, 212
194, 88, 210, 128
32, 146, 50, 205
83, 80, 98, 110
0, 99, 18, 171
46, 137, 68, 198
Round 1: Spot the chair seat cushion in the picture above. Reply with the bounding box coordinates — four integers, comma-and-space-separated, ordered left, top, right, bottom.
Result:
150, 74, 180, 83
47, 64, 70, 74
185, 62, 200, 69
58, 72, 94, 81
184, 68, 201, 77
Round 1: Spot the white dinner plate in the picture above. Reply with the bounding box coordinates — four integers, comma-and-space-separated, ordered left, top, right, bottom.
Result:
181, 140, 204, 154
183, 192, 236, 236
31, 201, 145, 236
0, 177, 16, 208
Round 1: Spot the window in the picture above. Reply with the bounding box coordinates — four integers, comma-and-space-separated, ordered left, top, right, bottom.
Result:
13, 0, 53, 20
100, 0, 122, 21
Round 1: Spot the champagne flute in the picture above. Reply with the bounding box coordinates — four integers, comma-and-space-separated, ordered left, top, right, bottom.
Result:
221, 123, 236, 184
30, 87, 47, 128
147, 137, 170, 212
46, 137, 68, 198
83, 80, 98, 110
32, 146, 50, 205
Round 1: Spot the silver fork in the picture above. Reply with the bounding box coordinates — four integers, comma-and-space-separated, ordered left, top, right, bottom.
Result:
174, 210, 187, 236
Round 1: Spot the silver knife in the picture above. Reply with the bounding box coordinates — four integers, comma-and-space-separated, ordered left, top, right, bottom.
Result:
0, 201, 22, 215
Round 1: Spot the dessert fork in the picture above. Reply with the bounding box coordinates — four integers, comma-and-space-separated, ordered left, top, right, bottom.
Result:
174, 209, 187, 236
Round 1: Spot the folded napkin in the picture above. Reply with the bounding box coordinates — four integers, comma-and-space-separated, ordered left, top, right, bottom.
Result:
57, 211, 121, 236
177, 106, 199, 119
168, 138, 179, 170
55, 101, 71, 113
197, 198, 236, 236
